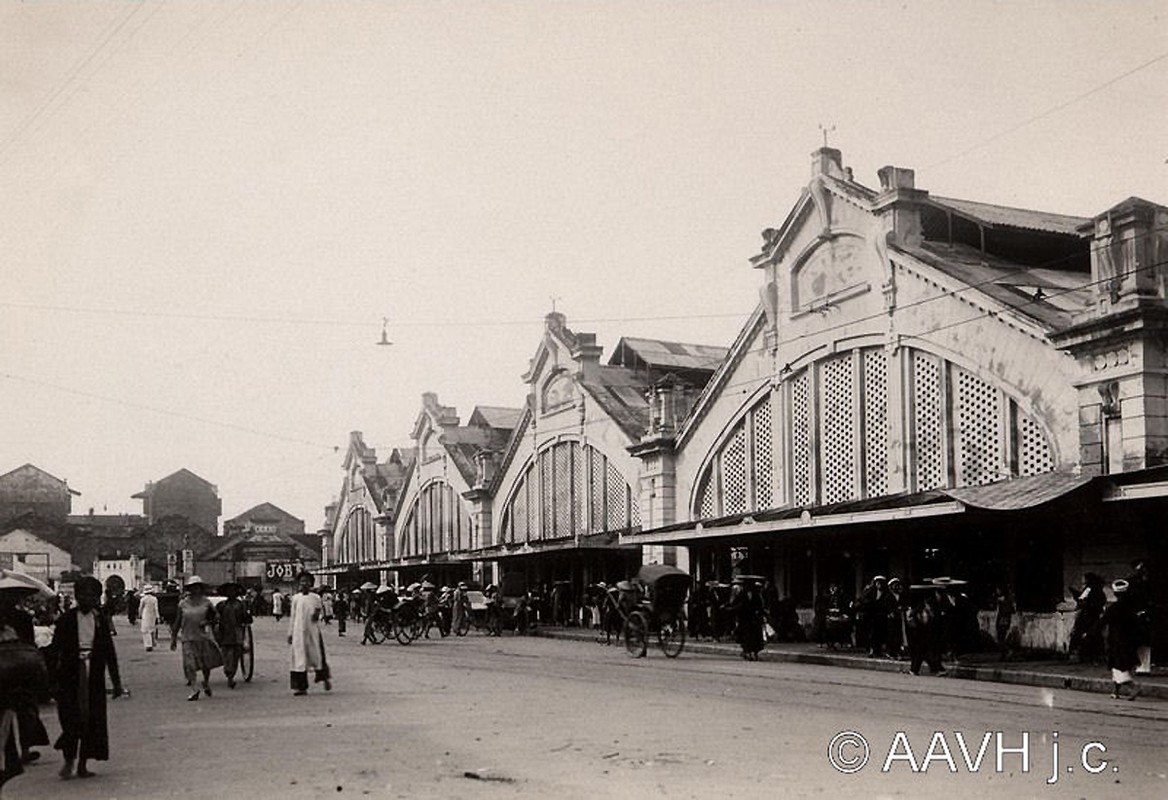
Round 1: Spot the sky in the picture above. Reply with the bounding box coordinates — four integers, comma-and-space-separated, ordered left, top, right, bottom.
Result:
1, 1, 1165, 533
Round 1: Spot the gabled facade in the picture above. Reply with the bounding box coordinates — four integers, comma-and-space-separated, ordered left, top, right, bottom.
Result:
319, 432, 414, 585
0, 514, 79, 585
481, 313, 727, 590
626, 148, 1168, 651
223, 502, 306, 539
390, 393, 519, 586
0, 463, 80, 523
132, 468, 221, 535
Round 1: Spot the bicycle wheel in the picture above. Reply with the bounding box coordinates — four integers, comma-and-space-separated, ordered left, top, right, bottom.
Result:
658, 619, 686, 658
623, 611, 648, 658
242, 625, 255, 681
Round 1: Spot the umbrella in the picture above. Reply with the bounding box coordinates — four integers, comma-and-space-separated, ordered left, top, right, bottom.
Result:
0, 569, 54, 598
359, 581, 378, 591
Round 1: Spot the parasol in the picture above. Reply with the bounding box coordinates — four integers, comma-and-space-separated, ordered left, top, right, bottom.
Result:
0, 569, 54, 598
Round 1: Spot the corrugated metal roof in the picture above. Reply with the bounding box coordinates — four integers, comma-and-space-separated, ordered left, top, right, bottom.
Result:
470, 406, 524, 431
896, 241, 1093, 330
944, 472, 1093, 510
930, 196, 1090, 236
610, 337, 729, 372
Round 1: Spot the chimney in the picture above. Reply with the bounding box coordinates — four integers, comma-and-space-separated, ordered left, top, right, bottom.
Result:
873, 164, 928, 247
811, 147, 846, 180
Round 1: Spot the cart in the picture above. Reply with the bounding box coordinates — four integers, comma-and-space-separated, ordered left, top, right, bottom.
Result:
621, 565, 691, 658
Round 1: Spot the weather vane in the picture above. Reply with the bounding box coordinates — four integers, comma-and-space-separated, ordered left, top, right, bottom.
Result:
376, 317, 392, 347
819, 123, 836, 148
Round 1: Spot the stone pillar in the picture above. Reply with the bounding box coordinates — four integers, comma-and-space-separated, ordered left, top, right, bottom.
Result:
1052, 198, 1168, 475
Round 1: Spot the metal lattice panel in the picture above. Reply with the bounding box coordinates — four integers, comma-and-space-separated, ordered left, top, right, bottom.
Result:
571, 442, 586, 534
791, 371, 812, 505
863, 348, 889, 497
554, 443, 572, 538
956, 367, 1004, 486
821, 355, 858, 504
512, 471, 528, 542
605, 461, 627, 531
722, 423, 748, 514
753, 396, 774, 510
540, 449, 555, 540
1019, 414, 1054, 476
590, 448, 606, 533
698, 472, 717, 519
913, 352, 946, 490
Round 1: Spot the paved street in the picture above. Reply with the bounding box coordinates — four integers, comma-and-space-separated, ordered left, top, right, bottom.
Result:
8, 618, 1167, 799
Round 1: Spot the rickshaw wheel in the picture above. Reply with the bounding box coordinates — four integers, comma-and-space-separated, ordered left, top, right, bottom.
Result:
658, 619, 685, 658
393, 615, 413, 645
623, 611, 648, 658
242, 626, 255, 682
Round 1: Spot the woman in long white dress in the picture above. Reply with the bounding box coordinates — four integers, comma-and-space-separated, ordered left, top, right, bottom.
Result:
138, 587, 159, 651
287, 573, 331, 696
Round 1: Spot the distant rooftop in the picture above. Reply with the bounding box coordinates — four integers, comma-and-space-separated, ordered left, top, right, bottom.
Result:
929, 196, 1090, 237
609, 337, 729, 374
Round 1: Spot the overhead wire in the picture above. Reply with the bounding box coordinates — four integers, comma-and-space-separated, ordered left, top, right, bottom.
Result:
0, 371, 339, 452
0, 0, 149, 165
926, 49, 1168, 172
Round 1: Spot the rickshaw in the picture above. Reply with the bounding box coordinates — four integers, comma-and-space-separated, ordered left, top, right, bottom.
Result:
621, 564, 691, 658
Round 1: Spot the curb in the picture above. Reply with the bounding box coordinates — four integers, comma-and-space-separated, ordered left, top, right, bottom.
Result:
534, 628, 1168, 700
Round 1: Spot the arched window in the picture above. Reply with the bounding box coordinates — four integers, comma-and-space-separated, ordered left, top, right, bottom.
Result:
397, 479, 472, 558
339, 506, 374, 564
694, 345, 1055, 517
499, 440, 638, 544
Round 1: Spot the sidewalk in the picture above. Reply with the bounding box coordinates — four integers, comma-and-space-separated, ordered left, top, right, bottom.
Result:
534, 625, 1168, 699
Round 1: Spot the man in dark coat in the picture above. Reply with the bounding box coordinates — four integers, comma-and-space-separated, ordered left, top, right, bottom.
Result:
1101, 579, 1142, 700
51, 576, 123, 779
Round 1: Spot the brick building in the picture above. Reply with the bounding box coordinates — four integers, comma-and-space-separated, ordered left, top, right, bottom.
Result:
132, 468, 222, 535
0, 464, 80, 523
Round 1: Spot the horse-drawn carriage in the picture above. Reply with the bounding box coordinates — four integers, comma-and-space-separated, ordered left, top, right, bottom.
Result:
621, 565, 690, 658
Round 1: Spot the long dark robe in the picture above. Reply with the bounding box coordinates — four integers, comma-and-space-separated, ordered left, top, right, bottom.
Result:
1102, 595, 1141, 673
51, 608, 120, 761
0, 607, 49, 752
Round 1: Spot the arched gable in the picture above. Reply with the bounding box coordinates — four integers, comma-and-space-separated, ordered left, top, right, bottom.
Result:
497, 438, 638, 544
397, 478, 472, 558
692, 343, 1058, 518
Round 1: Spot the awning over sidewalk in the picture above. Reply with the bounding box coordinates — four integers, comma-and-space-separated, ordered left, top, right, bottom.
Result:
468, 530, 637, 561
623, 471, 1093, 546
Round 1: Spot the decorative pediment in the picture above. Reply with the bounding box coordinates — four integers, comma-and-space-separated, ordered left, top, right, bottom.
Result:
791, 233, 872, 314
541, 369, 578, 414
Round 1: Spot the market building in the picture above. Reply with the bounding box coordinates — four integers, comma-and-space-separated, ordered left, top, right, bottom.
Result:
471, 313, 727, 598
624, 147, 1168, 652
388, 394, 521, 588
317, 432, 414, 589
